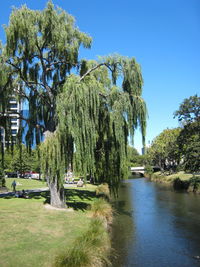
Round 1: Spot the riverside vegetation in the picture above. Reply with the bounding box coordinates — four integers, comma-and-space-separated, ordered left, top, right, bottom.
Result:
147, 171, 200, 193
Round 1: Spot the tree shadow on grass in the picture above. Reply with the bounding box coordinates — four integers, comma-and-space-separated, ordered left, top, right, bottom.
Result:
41, 188, 96, 211
66, 201, 90, 211
65, 188, 96, 200
65, 189, 96, 211
1, 188, 96, 212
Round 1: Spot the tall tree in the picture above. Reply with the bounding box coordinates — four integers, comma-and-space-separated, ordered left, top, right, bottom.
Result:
174, 94, 200, 124
1, 2, 147, 206
0, 1, 91, 189
147, 128, 181, 171
40, 56, 147, 207
174, 95, 200, 173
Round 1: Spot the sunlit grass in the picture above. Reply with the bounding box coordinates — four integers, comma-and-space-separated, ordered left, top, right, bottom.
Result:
5, 178, 47, 191
151, 171, 200, 183
0, 186, 98, 267
90, 198, 113, 225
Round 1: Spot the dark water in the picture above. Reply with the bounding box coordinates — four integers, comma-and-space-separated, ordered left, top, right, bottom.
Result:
111, 178, 200, 267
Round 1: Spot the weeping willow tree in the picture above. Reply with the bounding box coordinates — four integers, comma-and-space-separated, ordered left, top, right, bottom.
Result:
1, 1, 147, 206
2, 0, 92, 149
40, 56, 147, 207
0, 1, 91, 188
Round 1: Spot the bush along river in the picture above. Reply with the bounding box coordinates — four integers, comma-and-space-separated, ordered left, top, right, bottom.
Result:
111, 178, 200, 267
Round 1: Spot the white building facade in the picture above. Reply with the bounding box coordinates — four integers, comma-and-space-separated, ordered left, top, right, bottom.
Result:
0, 96, 22, 147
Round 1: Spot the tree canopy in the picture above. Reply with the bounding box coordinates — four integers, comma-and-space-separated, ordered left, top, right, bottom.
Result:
175, 95, 200, 173
147, 95, 200, 174
40, 56, 147, 206
174, 94, 200, 124
1, 1, 92, 148
147, 128, 181, 171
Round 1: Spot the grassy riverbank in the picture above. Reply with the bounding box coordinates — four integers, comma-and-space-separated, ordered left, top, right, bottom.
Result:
0, 185, 112, 267
148, 171, 200, 193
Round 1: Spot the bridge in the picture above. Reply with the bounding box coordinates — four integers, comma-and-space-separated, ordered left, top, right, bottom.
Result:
130, 166, 145, 175
130, 166, 161, 176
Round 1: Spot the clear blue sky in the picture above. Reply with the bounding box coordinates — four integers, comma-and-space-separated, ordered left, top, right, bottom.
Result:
0, 0, 199, 153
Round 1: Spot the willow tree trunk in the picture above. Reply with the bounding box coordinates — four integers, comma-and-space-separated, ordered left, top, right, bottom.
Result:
47, 176, 66, 208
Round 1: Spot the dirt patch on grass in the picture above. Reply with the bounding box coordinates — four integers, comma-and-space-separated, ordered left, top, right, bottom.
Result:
44, 204, 74, 212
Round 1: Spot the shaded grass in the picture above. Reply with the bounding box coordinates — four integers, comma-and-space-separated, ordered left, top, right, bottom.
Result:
0, 186, 98, 267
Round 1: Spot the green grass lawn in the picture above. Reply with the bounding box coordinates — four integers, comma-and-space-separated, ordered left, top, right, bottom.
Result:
0, 186, 97, 267
4, 178, 48, 192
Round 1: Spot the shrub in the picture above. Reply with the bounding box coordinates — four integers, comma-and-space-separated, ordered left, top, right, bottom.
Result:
173, 177, 190, 190
90, 198, 113, 226
95, 183, 110, 200
145, 165, 153, 176
189, 177, 200, 193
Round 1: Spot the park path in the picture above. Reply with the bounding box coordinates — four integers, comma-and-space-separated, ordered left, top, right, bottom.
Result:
0, 184, 76, 198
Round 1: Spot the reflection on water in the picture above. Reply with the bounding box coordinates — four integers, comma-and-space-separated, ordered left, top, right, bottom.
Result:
111, 178, 200, 267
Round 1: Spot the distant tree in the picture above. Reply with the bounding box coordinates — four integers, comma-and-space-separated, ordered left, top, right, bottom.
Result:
11, 145, 33, 173
147, 128, 181, 171
0, 145, 40, 174
174, 94, 200, 124
0, 149, 13, 171
174, 95, 200, 173
178, 124, 200, 173
127, 146, 139, 166
127, 146, 149, 167
30, 149, 41, 173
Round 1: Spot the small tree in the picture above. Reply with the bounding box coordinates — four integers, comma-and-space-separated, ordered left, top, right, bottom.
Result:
11, 145, 32, 174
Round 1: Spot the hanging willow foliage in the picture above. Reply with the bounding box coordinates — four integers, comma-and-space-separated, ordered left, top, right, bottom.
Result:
40, 56, 147, 195
3, 1, 92, 148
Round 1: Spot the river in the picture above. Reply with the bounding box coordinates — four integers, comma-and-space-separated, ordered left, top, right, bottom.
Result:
111, 178, 200, 267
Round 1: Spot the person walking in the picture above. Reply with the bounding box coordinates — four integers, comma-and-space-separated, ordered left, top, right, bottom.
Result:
11, 180, 17, 192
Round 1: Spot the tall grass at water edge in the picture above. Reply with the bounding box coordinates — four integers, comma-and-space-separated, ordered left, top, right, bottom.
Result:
54, 184, 113, 267
54, 218, 111, 267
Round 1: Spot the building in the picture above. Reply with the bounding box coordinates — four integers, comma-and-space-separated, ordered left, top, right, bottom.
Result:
0, 96, 22, 147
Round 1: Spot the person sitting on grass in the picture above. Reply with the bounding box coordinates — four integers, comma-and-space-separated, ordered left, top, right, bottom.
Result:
77, 178, 84, 187
16, 189, 29, 199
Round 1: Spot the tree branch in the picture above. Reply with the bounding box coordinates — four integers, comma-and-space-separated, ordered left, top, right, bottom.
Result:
79, 63, 106, 81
